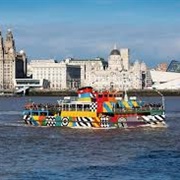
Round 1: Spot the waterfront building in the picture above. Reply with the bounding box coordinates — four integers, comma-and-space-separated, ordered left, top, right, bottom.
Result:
0, 29, 27, 90
14, 78, 49, 90
150, 60, 180, 90
28, 59, 81, 90
67, 46, 149, 91
155, 62, 168, 72
166, 60, 180, 73
150, 70, 180, 89
28, 45, 149, 91
62, 57, 108, 87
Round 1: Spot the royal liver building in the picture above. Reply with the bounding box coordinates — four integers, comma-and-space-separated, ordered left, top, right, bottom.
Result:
0, 29, 27, 90
84, 46, 148, 90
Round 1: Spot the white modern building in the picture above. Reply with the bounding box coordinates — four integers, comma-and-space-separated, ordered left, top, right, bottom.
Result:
14, 78, 49, 89
150, 70, 180, 89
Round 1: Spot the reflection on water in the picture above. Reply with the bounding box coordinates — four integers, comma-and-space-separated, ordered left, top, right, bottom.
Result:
0, 96, 180, 180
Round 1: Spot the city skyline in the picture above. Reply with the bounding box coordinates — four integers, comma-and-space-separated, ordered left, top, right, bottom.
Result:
0, 0, 180, 67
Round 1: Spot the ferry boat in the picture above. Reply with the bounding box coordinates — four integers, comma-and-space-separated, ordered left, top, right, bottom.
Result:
22, 86, 166, 128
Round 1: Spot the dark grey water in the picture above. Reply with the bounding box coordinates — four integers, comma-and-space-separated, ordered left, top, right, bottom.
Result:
0, 96, 180, 180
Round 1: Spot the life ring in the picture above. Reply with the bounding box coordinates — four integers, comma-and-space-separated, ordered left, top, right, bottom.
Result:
118, 117, 127, 128
118, 117, 126, 122
62, 117, 69, 126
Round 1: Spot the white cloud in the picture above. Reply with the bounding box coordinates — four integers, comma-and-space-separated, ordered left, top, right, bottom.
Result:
4, 22, 180, 66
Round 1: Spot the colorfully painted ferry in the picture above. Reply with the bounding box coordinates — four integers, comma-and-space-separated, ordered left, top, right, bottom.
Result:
22, 86, 166, 128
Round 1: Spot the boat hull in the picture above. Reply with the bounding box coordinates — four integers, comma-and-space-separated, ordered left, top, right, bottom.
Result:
22, 110, 166, 128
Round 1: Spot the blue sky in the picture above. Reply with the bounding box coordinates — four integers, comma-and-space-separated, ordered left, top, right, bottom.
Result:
0, 0, 180, 67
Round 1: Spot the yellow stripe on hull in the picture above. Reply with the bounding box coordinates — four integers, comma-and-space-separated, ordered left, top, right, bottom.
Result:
61, 111, 97, 118
92, 117, 101, 127
67, 121, 74, 127
33, 116, 39, 121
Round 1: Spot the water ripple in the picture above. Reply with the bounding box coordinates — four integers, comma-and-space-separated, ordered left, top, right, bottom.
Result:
0, 96, 180, 180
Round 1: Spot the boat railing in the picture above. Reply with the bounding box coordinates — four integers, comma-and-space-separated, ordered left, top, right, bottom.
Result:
113, 103, 164, 114
23, 109, 51, 116
24, 103, 62, 111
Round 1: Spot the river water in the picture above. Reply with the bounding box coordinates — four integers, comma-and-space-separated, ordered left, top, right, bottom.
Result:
0, 96, 180, 180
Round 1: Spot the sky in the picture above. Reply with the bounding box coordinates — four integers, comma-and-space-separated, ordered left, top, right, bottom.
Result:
0, 0, 180, 67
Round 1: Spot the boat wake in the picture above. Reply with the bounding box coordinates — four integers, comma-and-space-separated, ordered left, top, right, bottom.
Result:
0, 110, 21, 115
0, 122, 26, 127
166, 112, 180, 118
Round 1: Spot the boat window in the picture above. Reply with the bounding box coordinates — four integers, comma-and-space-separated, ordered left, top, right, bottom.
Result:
104, 94, 108, 98
66, 104, 70, 110
49, 111, 54, 116
77, 104, 83, 111
63, 104, 68, 110
71, 104, 76, 111
40, 112, 47, 116
98, 94, 103, 98
69, 104, 72, 110
24, 111, 30, 115
32, 111, 39, 116
109, 94, 113, 97
84, 104, 90, 110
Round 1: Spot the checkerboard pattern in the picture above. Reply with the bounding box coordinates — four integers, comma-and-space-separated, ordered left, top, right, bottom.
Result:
90, 102, 97, 112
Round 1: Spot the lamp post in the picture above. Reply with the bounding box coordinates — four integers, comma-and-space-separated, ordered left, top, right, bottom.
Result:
153, 88, 165, 110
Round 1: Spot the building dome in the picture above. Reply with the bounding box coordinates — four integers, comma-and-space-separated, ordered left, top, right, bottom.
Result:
110, 49, 120, 56
110, 44, 120, 56
19, 50, 25, 54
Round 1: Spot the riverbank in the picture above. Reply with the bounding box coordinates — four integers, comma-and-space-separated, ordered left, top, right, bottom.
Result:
0, 89, 179, 97
128, 89, 180, 96
26, 89, 180, 97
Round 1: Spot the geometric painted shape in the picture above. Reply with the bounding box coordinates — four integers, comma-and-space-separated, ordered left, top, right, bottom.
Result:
61, 117, 69, 126
76, 117, 93, 127
90, 102, 97, 112
103, 102, 113, 113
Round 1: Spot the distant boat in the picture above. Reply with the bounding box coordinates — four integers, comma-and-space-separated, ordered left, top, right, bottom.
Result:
14, 87, 29, 96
